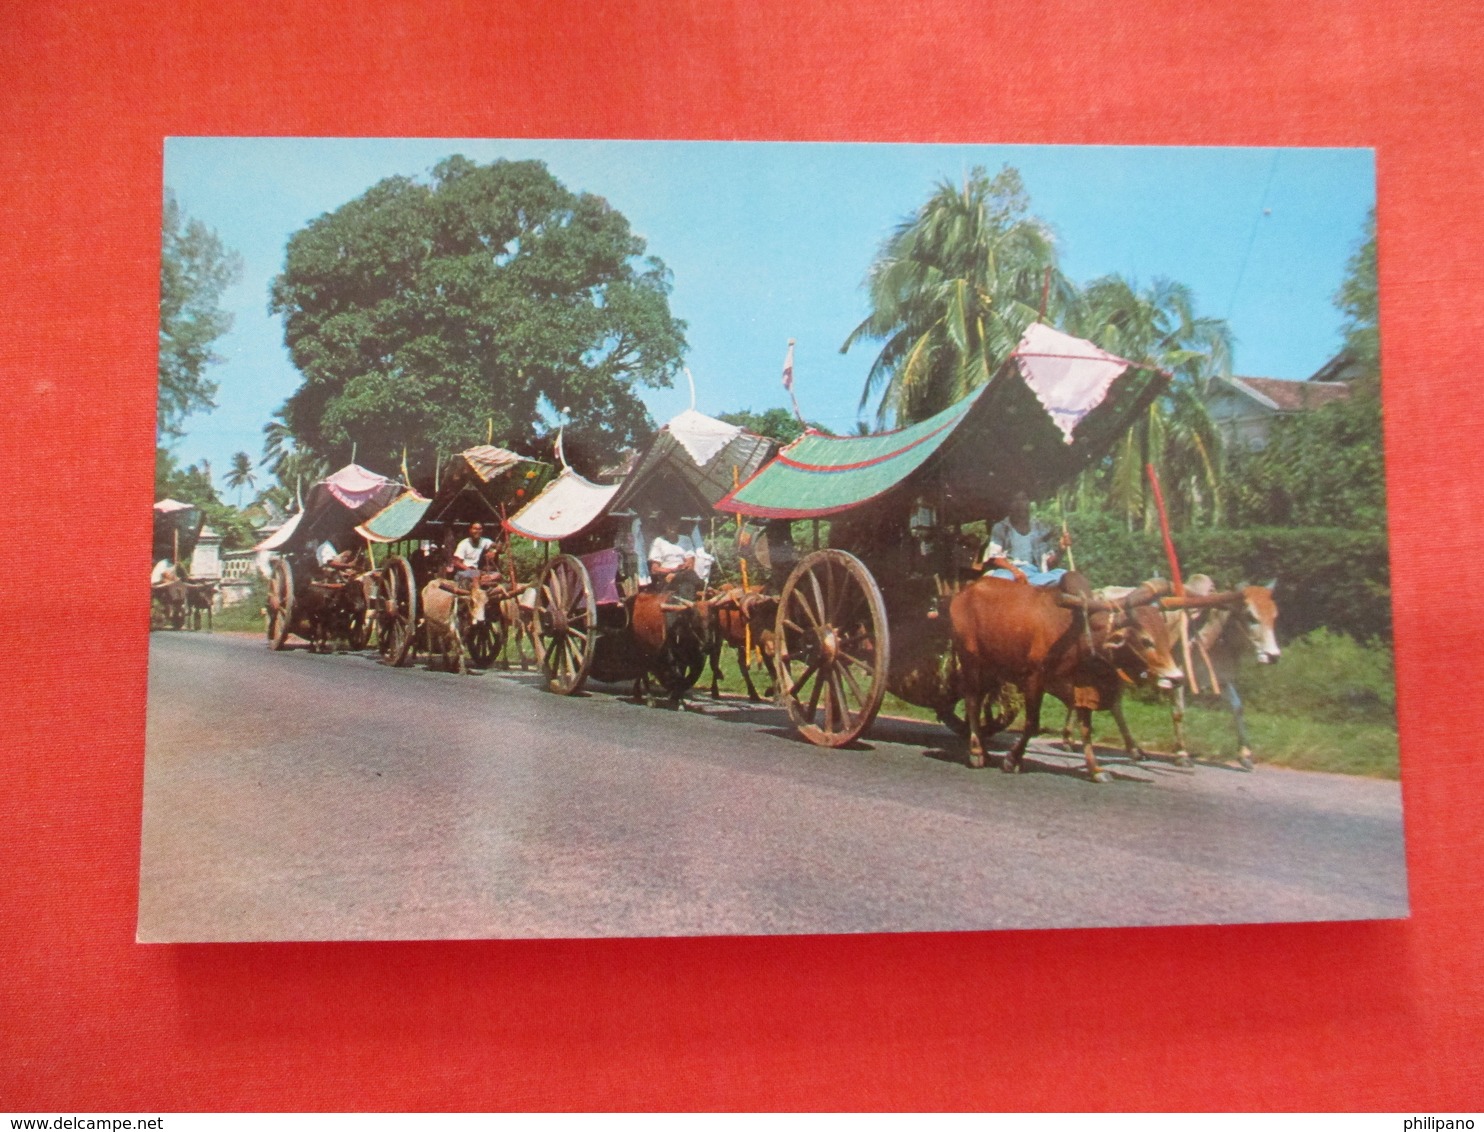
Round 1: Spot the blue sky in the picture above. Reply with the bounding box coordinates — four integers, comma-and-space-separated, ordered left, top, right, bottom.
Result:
163, 138, 1375, 490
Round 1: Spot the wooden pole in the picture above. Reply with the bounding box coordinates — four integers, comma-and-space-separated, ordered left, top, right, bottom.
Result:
1145, 462, 1199, 693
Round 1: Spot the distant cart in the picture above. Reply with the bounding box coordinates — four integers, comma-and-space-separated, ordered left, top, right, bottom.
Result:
151, 498, 209, 630
257, 464, 404, 652
354, 446, 551, 669
505, 410, 777, 698
715, 323, 1169, 747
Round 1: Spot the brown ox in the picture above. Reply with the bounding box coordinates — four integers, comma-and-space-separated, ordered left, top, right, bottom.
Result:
151, 574, 187, 630
185, 581, 217, 631
493, 583, 542, 670
700, 585, 779, 702
950, 573, 1184, 783
625, 592, 710, 707
420, 578, 489, 674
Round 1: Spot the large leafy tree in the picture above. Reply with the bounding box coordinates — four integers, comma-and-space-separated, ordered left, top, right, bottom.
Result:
1069, 275, 1233, 530
1224, 210, 1384, 530
843, 165, 1071, 426
717, 407, 819, 445
158, 190, 243, 441
268, 156, 687, 478
1335, 206, 1380, 385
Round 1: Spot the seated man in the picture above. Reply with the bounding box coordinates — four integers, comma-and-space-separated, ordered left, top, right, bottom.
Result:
976, 491, 1070, 586
451, 521, 496, 586
315, 538, 360, 579
647, 515, 702, 602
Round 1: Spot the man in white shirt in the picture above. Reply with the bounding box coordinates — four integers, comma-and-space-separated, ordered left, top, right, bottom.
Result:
647, 516, 701, 601
977, 491, 1070, 586
452, 522, 496, 585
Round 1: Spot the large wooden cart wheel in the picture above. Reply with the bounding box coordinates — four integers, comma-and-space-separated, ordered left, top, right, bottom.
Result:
936, 686, 1024, 739
465, 608, 506, 668
655, 615, 708, 697
774, 549, 890, 748
536, 554, 596, 695
267, 558, 294, 650
378, 555, 419, 668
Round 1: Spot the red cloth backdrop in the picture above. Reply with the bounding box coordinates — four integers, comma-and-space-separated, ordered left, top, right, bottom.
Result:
3, 0, 1480, 1111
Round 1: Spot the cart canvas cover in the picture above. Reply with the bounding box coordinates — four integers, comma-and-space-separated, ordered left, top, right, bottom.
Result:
504, 468, 621, 542
354, 446, 537, 543
606, 408, 777, 517
254, 463, 402, 552
717, 324, 1165, 522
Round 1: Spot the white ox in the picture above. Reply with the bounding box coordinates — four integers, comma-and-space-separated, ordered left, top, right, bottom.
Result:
420, 578, 490, 675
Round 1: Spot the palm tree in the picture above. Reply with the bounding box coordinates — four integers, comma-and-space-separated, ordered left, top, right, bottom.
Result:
224, 451, 256, 508
1068, 275, 1233, 529
843, 165, 1072, 426
261, 408, 328, 508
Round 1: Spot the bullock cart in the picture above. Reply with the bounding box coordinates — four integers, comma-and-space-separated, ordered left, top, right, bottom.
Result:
505, 410, 776, 700
353, 446, 551, 669
715, 323, 1170, 748
151, 498, 216, 630
257, 464, 404, 652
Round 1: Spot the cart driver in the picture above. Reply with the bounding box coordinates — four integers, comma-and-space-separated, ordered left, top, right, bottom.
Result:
452, 522, 496, 586
316, 538, 361, 578
976, 491, 1071, 586
647, 514, 701, 602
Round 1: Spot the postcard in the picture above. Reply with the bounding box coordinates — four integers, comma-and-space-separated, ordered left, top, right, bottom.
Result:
141, 138, 1403, 941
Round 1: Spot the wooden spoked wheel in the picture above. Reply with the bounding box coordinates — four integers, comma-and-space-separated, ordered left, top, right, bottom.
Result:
465, 612, 505, 668
655, 616, 707, 697
774, 549, 890, 748
378, 555, 419, 668
536, 554, 596, 695
267, 558, 294, 650
936, 684, 1023, 740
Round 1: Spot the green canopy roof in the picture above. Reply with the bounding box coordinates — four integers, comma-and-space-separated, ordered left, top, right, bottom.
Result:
717, 325, 1167, 523
355, 490, 432, 543
715, 391, 982, 519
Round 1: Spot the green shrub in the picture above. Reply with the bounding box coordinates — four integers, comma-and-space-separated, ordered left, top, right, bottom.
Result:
1237, 627, 1395, 723
1065, 515, 1392, 643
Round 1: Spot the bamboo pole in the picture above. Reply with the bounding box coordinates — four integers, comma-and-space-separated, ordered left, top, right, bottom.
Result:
1145, 462, 1200, 694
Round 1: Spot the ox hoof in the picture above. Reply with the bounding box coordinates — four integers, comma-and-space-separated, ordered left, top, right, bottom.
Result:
1091, 770, 1110, 784
1130, 748, 1147, 763
1239, 751, 1255, 771
1000, 758, 1020, 775
1176, 753, 1193, 769
967, 749, 987, 770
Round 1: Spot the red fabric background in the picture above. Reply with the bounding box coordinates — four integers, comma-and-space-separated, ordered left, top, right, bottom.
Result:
3, 0, 1480, 1111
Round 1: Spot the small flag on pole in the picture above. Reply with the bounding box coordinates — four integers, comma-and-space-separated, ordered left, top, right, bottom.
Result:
782, 338, 805, 425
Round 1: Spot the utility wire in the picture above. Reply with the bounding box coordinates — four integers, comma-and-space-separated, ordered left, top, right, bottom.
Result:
1226, 149, 1282, 322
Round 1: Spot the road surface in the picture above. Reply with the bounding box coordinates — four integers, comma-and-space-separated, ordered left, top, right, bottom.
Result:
139, 632, 1409, 941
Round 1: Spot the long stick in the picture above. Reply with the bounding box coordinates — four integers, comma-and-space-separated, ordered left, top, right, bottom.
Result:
735, 464, 753, 666
1145, 462, 1200, 693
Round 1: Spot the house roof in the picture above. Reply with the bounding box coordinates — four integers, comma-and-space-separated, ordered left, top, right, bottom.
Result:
1218, 375, 1352, 413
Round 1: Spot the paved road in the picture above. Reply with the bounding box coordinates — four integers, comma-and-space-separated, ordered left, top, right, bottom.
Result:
139, 632, 1409, 941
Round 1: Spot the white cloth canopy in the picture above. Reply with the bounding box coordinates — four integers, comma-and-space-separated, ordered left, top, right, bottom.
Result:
663, 408, 742, 468
1012, 322, 1135, 443
322, 463, 395, 509
153, 498, 195, 513
252, 510, 302, 552
504, 468, 620, 542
